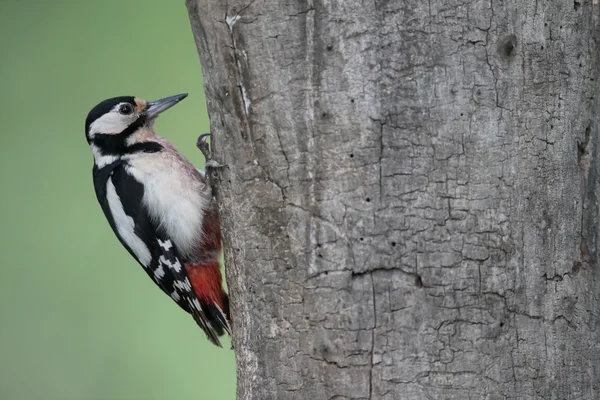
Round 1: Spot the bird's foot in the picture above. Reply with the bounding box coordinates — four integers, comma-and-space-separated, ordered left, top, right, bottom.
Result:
197, 133, 227, 169
205, 160, 226, 169
197, 133, 226, 200
196, 133, 211, 161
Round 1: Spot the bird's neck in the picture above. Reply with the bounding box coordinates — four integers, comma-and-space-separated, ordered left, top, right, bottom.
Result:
90, 127, 162, 168
90, 142, 121, 168
125, 126, 157, 147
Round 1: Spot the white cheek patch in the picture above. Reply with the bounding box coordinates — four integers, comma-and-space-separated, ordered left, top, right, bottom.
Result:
89, 113, 127, 137
89, 104, 136, 137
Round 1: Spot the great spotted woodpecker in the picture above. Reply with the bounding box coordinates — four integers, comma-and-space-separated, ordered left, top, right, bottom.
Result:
84, 93, 230, 346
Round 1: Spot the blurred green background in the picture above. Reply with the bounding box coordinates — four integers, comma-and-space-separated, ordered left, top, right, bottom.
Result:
0, 1, 235, 399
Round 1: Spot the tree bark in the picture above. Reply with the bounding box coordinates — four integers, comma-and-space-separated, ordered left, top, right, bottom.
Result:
187, 1, 600, 399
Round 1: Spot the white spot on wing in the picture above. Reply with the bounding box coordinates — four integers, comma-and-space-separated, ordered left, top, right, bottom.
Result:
153, 264, 165, 280
174, 278, 192, 292
106, 178, 152, 266
192, 298, 202, 311
159, 255, 182, 272
170, 290, 181, 301
158, 239, 172, 251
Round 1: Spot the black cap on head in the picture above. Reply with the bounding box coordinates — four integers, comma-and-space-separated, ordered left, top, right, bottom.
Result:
85, 96, 136, 136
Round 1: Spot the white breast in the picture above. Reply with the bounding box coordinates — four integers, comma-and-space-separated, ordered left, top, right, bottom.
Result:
124, 151, 209, 259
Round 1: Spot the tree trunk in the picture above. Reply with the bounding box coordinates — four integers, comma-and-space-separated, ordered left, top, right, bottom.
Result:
187, 0, 600, 398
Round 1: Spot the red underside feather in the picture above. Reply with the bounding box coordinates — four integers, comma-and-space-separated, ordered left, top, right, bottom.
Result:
186, 261, 226, 311
186, 209, 226, 311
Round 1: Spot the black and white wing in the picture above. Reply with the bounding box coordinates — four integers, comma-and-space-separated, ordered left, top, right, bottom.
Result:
92, 162, 223, 346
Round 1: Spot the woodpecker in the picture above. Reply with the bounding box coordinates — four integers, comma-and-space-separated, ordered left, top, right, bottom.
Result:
84, 93, 230, 346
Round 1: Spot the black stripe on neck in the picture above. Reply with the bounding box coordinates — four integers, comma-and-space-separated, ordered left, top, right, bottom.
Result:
91, 115, 163, 156
92, 135, 163, 158
126, 142, 164, 154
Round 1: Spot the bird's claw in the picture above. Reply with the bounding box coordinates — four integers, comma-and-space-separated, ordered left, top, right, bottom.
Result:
205, 160, 226, 169
196, 133, 227, 203
196, 133, 212, 161
197, 133, 228, 169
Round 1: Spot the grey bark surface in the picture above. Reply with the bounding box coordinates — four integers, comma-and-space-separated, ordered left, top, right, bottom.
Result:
187, 1, 600, 399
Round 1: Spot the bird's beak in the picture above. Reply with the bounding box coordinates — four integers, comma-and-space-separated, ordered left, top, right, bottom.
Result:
143, 93, 188, 119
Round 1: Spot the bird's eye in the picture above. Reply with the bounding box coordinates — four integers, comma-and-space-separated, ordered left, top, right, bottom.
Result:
119, 104, 134, 115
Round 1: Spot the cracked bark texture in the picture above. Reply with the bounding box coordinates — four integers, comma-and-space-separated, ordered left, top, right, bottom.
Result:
187, 0, 600, 399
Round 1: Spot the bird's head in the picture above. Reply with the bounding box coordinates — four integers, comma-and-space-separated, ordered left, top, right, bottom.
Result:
84, 93, 187, 155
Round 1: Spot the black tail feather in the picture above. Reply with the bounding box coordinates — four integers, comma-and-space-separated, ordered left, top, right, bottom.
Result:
200, 293, 231, 341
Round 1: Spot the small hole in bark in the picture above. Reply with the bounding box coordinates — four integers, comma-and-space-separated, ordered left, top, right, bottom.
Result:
580, 63, 583, 68
326, 45, 333, 51
349, 153, 354, 158
360, 237, 364, 241
574, 0, 580, 10
559, 26, 562, 29
544, 23, 548, 27
322, 112, 328, 118
460, 113, 464, 116
415, 274, 423, 288
391, 241, 396, 247
551, 125, 554, 130
541, 45, 544, 50
500, 322, 505, 327
350, 98, 355, 103
324, 270, 328, 275
499, 34, 517, 57
578, 125, 591, 159
318, 253, 322, 258
317, 243, 321, 248
573, 261, 582, 274
366, 197, 371, 202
